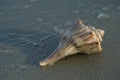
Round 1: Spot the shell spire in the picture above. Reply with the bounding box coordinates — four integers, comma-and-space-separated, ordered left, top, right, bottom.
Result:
98, 29, 104, 37
77, 20, 85, 28
40, 20, 105, 66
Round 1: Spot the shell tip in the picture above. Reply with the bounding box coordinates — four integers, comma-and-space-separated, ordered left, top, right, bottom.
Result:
99, 30, 105, 37
77, 20, 84, 25
39, 61, 47, 66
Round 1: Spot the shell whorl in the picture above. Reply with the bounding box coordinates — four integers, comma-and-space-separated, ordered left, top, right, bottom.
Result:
66, 20, 104, 45
90, 27, 104, 42
62, 20, 105, 53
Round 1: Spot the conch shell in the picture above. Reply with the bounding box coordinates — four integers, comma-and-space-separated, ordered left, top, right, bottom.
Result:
40, 20, 105, 66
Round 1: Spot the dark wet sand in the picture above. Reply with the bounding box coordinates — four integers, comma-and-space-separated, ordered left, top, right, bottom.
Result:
0, 0, 120, 80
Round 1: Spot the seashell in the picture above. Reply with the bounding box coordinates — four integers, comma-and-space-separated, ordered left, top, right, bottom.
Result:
40, 20, 105, 66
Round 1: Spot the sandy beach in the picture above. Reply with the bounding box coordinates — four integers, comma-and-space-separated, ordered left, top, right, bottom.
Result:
0, 0, 120, 80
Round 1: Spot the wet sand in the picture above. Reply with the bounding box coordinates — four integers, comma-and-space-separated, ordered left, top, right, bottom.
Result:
0, 0, 120, 80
